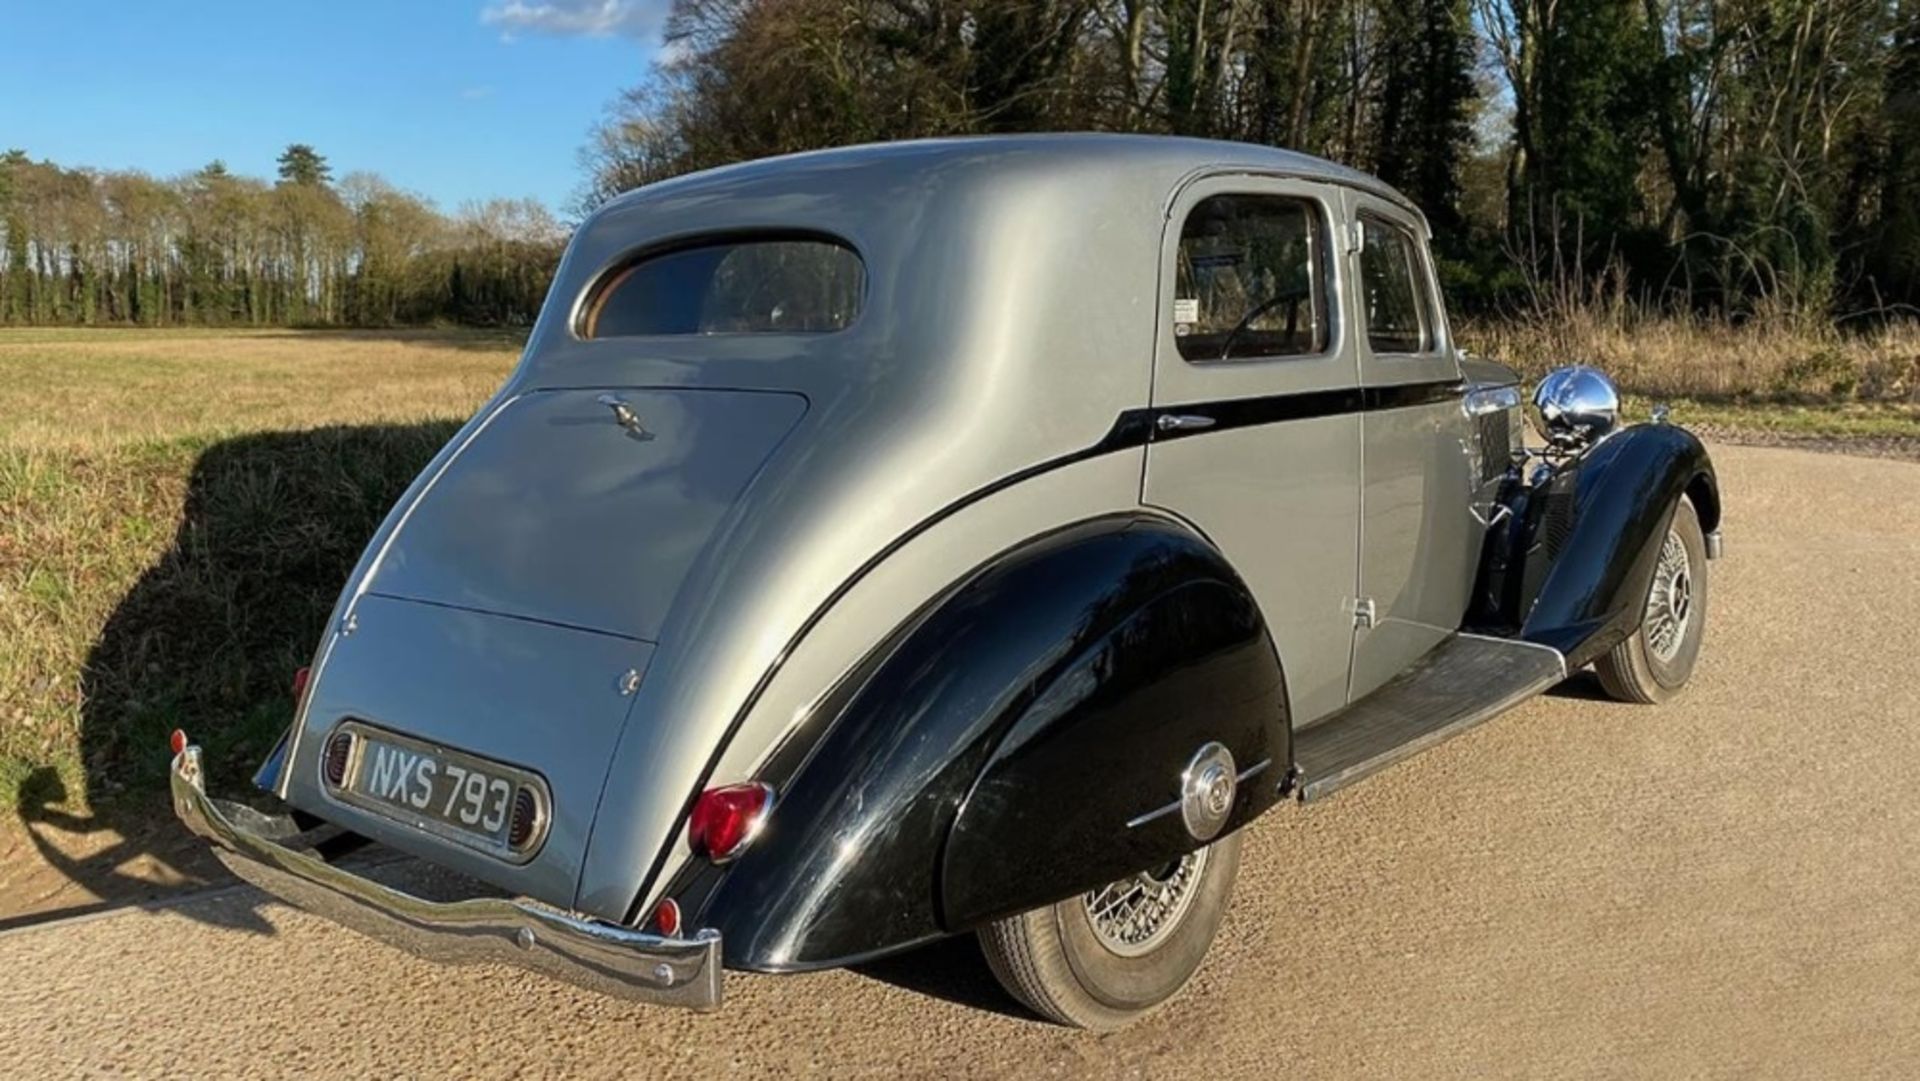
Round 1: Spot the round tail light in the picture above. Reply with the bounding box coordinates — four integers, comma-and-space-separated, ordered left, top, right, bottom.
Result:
652, 897, 683, 937
508, 786, 544, 851
321, 731, 354, 787
688, 782, 774, 863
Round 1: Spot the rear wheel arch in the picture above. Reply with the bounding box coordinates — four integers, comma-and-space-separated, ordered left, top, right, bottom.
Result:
686, 512, 1291, 971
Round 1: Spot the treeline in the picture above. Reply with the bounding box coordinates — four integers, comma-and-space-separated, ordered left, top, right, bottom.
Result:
0, 145, 564, 328
582, 0, 1920, 322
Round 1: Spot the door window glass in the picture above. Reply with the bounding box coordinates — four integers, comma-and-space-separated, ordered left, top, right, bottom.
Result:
1173, 195, 1328, 361
1359, 217, 1434, 354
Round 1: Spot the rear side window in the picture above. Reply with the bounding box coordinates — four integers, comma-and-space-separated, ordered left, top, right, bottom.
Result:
1359, 217, 1434, 353
580, 236, 864, 338
1174, 195, 1328, 362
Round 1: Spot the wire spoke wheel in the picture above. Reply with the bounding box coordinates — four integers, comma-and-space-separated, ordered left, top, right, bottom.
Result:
1645, 527, 1693, 664
1082, 847, 1209, 958
1596, 495, 1709, 704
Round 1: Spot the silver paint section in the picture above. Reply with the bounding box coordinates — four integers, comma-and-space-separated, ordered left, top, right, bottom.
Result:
1344, 188, 1476, 704
369, 387, 807, 643
1142, 171, 1363, 727
290, 594, 652, 905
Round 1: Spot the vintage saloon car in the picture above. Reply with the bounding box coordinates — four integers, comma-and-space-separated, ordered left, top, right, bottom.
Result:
170, 135, 1721, 1030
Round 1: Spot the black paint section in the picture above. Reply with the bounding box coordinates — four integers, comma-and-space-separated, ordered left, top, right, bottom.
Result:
686, 515, 1289, 971
1147, 378, 1465, 443
1467, 424, 1719, 669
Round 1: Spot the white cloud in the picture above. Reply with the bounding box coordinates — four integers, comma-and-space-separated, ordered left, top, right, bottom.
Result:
481, 0, 670, 40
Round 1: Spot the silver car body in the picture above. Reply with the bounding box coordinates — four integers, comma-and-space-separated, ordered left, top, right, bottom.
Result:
276, 134, 1486, 924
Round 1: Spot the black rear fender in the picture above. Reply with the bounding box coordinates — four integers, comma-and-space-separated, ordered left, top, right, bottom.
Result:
687, 513, 1289, 971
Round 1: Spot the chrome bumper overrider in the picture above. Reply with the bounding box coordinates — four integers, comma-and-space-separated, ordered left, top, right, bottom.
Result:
169, 744, 722, 1009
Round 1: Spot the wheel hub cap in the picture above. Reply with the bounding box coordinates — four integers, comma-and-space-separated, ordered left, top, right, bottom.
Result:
1083, 846, 1209, 957
1646, 527, 1693, 663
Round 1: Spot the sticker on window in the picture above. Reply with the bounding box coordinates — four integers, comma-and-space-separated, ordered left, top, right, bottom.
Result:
1173, 297, 1199, 327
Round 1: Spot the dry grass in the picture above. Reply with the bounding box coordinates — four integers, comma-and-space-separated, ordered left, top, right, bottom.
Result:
0, 329, 514, 815
1457, 313, 1920, 438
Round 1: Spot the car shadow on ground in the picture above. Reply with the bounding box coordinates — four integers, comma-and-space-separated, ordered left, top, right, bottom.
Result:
850, 936, 1033, 1021
1544, 670, 1615, 702
253, 327, 529, 353
7, 422, 457, 932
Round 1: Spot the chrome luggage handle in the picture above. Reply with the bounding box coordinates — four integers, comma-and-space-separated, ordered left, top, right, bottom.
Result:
596, 394, 654, 441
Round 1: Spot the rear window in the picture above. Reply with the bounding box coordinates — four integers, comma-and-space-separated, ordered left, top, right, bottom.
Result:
580, 236, 864, 338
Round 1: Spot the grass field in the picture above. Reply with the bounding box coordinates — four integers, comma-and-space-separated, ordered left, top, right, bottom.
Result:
0, 329, 517, 821
0, 324, 1916, 824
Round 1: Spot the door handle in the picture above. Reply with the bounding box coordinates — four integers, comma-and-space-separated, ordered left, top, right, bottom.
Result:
1155, 413, 1216, 433
596, 394, 654, 441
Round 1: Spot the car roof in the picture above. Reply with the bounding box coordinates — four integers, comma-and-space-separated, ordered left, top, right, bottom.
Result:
598, 133, 1419, 219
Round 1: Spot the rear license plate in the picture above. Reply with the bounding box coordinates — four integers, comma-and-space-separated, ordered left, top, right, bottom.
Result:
339, 724, 543, 855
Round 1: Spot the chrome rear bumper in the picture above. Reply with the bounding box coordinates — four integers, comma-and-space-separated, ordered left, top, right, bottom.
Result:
169, 744, 722, 1009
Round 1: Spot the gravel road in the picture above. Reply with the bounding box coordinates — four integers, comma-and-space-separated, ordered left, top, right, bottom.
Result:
3, 444, 1916, 1079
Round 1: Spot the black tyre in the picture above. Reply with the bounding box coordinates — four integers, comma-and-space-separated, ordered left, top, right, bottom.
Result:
977, 831, 1241, 1030
1596, 495, 1708, 703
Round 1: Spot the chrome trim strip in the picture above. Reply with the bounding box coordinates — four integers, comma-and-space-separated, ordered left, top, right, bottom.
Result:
170, 744, 722, 1009
1462, 383, 1522, 417
1125, 758, 1271, 830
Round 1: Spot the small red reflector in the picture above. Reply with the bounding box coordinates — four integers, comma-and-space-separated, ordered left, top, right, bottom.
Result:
292, 666, 312, 704
169, 729, 188, 757
689, 783, 773, 863
653, 898, 682, 937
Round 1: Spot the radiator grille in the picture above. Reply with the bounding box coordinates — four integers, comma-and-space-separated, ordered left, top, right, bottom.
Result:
1474, 409, 1513, 484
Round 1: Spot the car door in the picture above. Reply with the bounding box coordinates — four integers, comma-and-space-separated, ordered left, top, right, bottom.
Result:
1344, 191, 1478, 703
1142, 175, 1361, 728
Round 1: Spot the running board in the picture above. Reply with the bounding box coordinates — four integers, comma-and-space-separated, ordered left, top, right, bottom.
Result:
1293, 634, 1567, 802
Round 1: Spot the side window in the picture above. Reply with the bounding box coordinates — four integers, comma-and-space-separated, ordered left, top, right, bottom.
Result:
1359, 217, 1435, 354
1174, 195, 1328, 362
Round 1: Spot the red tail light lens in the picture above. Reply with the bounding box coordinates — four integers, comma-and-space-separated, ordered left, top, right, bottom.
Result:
292, 666, 312, 705
688, 783, 773, 863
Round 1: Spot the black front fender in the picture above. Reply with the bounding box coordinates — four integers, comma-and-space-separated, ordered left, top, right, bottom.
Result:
685, 513, 1289, 971
1472, 423, 1720, 668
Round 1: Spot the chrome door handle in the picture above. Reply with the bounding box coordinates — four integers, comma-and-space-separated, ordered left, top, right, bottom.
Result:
596, 394, 654, 441
1155, 413, 1216, 433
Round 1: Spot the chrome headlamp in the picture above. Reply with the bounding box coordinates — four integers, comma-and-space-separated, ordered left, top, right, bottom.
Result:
1530, 365, 1621, 450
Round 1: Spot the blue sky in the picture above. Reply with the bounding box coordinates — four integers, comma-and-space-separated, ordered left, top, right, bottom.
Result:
0, 1, 671, 215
